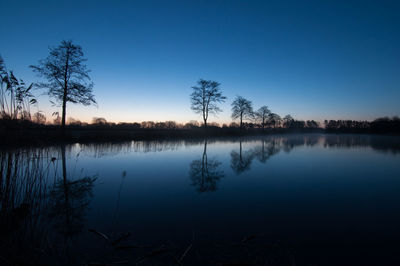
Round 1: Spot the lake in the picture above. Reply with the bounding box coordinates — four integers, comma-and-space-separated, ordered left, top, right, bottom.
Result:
1, 134, 400, 265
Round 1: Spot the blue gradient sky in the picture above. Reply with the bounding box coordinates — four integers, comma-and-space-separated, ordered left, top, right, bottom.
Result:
1, 0, 399, 124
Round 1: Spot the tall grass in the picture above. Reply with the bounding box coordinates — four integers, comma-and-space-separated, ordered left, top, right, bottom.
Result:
0, 56, 37, 121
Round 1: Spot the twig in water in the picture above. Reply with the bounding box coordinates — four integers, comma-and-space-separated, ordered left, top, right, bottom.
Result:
88, 229, 109, 242
179, 243, 192, 262
111, 232, 131, 246
114, 245, 151, 250
136, 245, 169, 265
241, 234, 257, 244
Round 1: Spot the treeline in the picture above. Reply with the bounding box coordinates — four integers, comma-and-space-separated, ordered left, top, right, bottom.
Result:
0, 116, 325, 144
0, 115, 323, 130
90, 117, 322, 130
1, 117, 399, 145
325, 117, 400, 134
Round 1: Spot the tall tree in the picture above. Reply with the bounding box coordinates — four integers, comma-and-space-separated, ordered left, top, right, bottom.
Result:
30, 40, 96, 129
190, 79, 226, 128
231, 96, 253, 129
255, 105, 271, 129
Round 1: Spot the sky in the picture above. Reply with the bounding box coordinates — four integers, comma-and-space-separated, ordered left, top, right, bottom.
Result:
0, 0, 399, 124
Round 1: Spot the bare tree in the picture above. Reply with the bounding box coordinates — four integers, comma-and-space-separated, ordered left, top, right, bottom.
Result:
30, 40, 96, 129
255, 106, 270, 129
268, 113, 282, 128
33, 111, 46, 124
306, 120, 319, 128
92, 117, 107, 125
283, 114, 294, 128
190, 79, 226, 128
184, 120, 200, 129
231, 96, 253, 129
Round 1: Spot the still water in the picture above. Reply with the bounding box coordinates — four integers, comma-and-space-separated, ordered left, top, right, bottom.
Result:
1, 134, 400, 265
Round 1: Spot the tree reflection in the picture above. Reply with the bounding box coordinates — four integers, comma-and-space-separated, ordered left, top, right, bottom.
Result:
230, 138, 293, 173
252, 139, 280, 163
48, 145, 96, 237
189, 140, 224, 192
230, 141, 254, 174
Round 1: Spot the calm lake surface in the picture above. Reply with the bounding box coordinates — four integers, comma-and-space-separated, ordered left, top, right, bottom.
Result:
1, 134, 400, 265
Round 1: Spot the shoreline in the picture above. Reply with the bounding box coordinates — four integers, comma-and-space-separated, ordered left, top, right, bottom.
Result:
1, 126, 400, 147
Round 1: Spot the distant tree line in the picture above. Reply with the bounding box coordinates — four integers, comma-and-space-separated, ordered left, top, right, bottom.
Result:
325, 117, 400, 134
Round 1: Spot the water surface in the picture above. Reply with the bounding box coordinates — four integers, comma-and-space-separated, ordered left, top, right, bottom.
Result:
1, 134, 400, 265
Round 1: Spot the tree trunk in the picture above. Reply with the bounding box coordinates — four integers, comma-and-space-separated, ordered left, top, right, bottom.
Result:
203, 108, 208, 129
61, 49, 70, 130
262, 116, 265, 130
61, 95, 67, 129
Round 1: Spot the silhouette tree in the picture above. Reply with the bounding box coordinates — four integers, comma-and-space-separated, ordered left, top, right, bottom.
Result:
190, 79, 226, 128
268, 113, 282, 128
306, 120, 319, 128
67, 117, 82, 125
189, 140, 224, 192
184, 120, 200, 129
92, 117, 107, 125
231, 96, 254, 129
33, 111, 46, 124
283, 114, 294, 128
30, 40, 96, 129
255, 106, 271, 129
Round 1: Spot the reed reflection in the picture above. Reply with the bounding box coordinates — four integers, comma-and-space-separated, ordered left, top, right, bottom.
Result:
0, 146, 96, 265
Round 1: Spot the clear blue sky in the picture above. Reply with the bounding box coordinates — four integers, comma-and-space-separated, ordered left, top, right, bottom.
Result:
1, 0, 399, 124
